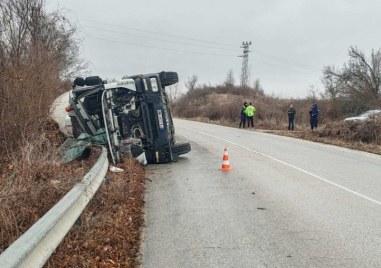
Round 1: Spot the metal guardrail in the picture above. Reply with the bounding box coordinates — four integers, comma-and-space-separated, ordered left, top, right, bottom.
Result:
0, 147, 109, 268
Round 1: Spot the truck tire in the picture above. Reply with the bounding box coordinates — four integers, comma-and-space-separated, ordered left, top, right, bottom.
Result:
85, 76, 103, 86
171, 142, 191, 156
144, 150, 155, 164
74, 77, 85, 87
160, 71, 178, 87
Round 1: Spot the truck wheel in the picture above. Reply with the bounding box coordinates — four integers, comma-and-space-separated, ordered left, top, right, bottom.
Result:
85, 76, 103, 86
160, 71, 178, 87
144, 150, 155, 164
171, 142, 191, 156
73, 77, 85, 87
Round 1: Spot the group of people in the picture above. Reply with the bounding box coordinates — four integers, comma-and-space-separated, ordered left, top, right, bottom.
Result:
239, 102, 256, 128
239, 102, 320, 130
284, 103, 321, 130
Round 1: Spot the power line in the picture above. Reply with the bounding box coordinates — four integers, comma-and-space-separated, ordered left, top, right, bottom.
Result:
83, 24, 238, 52
79, 20, 321, 71
77, 18, 322, 72
253, 58, 318, 77
84, 35, 320, 77
252, 49, 322, 71
81, 18, 237, 49
74, 19, 323, 77
85, 35, 237, 57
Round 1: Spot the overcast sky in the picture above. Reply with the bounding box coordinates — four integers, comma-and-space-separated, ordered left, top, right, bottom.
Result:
46, 0, 381, 98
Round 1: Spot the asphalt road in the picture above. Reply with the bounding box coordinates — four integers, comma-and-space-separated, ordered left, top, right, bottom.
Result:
141, 119, 381, 268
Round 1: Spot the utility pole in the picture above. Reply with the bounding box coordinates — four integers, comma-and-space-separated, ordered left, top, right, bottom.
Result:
238, 41, 252, 88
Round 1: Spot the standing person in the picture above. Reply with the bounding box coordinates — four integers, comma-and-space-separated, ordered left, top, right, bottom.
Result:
288, 104, 296, 130
239, 102, 248, 128
309, 103, 319, 130
246, 102, 256, 128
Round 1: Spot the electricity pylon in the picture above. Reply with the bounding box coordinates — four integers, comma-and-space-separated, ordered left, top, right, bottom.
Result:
238, 41, 252, 88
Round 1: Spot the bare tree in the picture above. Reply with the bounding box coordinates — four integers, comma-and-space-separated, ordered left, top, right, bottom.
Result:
166, 83, 182, 104
224, 69, 235, 87
322, 66, 341, 100
0, 0, 84, 154
0, 0, 84, 78
322, 46, 381, 113
306, 85, 322, 102
252, 79, 264, 97
185, 75, 198, 92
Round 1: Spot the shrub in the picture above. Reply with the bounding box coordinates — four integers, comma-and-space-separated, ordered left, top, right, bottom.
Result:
0, 0, 84, 157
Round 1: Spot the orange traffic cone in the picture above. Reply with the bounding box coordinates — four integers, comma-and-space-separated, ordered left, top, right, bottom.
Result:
219, 148, 232, 171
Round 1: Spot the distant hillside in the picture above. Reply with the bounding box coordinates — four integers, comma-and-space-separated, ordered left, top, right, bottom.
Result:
172, 84, 330, 130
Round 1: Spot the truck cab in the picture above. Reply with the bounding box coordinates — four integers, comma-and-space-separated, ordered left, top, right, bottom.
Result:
67, 71, 191, 164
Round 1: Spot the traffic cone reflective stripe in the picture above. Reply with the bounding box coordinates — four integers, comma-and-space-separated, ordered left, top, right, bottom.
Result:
220, 148, 232, 171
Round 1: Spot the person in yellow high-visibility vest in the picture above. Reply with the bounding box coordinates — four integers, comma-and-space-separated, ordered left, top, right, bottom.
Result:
245, 102, 256, 128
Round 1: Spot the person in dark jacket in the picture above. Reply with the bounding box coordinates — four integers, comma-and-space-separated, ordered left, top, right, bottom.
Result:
239, 102, 247, 128
309, 103, 319, 130
288, 104, 296, 130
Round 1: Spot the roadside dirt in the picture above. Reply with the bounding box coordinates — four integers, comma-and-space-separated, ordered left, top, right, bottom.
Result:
261, 127, 381, 155
46, 159, 146, 268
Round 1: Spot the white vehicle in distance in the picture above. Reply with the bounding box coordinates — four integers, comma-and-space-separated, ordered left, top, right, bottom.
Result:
344, 109, 381, 123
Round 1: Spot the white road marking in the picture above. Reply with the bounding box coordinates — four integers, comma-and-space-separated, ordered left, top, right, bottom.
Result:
184, 127, 381, 206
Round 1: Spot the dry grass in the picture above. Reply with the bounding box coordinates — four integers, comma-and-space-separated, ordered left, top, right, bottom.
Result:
0, 121, 101, 253
46, 159, 145, 267
0, 3, 147, 265
1, 120, 146, 267
173, 85, 381, 153
261, 123, 381, 155
0, 55, 69, 155
173, 85, 335, 130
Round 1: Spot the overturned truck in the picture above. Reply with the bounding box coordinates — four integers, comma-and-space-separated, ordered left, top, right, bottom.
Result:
66, 71, 191, 164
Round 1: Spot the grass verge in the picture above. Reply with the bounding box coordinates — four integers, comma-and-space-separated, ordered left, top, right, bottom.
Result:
46, 159, 145, 267
1, 121, 146, 267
